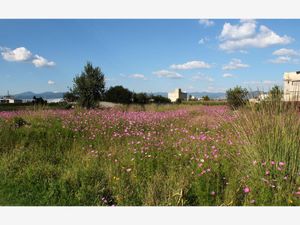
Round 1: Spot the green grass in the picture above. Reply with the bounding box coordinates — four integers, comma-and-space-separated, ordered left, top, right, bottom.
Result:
0, 103, 299, 206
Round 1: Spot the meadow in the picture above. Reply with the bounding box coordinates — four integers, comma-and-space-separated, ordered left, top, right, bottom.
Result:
0, 103, 300, 206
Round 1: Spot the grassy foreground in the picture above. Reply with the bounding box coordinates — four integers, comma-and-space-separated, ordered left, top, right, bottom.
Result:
0, 103, 300, 206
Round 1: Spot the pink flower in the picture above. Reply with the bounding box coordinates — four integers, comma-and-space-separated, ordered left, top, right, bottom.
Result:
243, 187, 250, 193
279, 162, 285, 166
210, 191, 216, 196
271, 161, 275, 165
126, 168, 132, 172
265, 170, 270, 175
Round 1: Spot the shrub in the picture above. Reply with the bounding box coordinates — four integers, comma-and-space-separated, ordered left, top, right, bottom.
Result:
12, 117, 29, 128
226, 86, 248, 109
105, 85, 133, 104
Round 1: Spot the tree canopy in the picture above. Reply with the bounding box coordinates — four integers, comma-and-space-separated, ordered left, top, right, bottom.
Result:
70, 62, 105, 108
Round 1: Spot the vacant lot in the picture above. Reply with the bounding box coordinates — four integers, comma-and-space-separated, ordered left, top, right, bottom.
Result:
0, 104, 299, 206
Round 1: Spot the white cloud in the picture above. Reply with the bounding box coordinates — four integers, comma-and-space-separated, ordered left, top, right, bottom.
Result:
272, 48, 300, 56
48, 80, 55, 85
198, 37, 209, 44
220, 20, 256, 40
129, 73, 146, 79
32, 55, 55, 68
170, 60, 211, 70
0, 46, 56, 68
269, 56, 293, 64
199, 19, 214, 27
1, 47, 32, 62
222, 58, 249, 70
244, 80, 281, 86
223, 73, 234, 78
219, 20, 292, 51
192, 74, 214, 82
153, 70, 183, 79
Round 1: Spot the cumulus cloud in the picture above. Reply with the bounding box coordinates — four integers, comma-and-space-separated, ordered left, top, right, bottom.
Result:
129, 73, 146, 79
199, 19, 214, 27
219, 20, 292, 51
170, 60, 211, 70
222, 58, 249, 70
0, 46, 56, 68
272, 48, 300, 56
220, 20, 256, 40
32, 55, 55, 68
153, 70, 183, 79
48, 80, 55, 85
1, 47, 32, 62
269, 48, 300, 64
223, 73, 234, 78
269, 56, 292, 64
192, 74, 214, 82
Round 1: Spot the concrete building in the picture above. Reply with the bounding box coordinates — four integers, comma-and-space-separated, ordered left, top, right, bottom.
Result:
249, 93, 269, 103
283, 71, 300, 101
168, 88, 187, 102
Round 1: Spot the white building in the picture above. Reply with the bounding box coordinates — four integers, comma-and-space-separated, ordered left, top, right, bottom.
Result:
283, 71, 300, 101
168, 88, 187, 102
0, 92, 22, 104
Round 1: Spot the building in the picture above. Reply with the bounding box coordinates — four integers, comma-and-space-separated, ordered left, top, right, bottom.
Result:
168, 88, 187, 102
0, 92, 22, 104
283, 71, 300, 101
249, 93, 269, 103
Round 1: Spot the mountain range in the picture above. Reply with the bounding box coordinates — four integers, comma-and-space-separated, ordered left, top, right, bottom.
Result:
14, 91, 65, 99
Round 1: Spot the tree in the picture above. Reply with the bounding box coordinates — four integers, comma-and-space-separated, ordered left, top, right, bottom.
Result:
105, 85, 133, 104
175, 98, 182, 104
203, 95, 210, 101
32, 96, 47, 105
63, 91, 78, 102
226, 86, 248, 109
133, 93, 149, 104
149, 94, 171, 104
269, 85, 283, 101
70, 62, 105, 108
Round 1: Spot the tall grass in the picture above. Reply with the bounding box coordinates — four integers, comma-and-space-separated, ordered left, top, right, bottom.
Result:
0, 103, 299, 206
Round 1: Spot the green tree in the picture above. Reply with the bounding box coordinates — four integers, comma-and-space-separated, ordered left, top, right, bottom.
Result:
133, 93, 149, 104
105, 85, 133, 104
70, 62, 105, 108
175, 98, 182, 104
269, 85, 283, 101
203, 95, 210, 101
149, 94, 171, 104
63, 91, 78, 102
226, 86, 248, 109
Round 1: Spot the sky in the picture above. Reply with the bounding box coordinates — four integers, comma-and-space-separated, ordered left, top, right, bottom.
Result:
1, 19, 300, 95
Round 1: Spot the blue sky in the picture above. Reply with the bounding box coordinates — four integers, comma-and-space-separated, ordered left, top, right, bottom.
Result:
1, 19, 300, 95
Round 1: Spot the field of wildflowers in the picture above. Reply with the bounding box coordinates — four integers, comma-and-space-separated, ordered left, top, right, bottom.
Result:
0, 104, 299, 206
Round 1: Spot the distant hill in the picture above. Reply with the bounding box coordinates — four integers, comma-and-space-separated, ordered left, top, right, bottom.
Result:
15, 91, 65, 99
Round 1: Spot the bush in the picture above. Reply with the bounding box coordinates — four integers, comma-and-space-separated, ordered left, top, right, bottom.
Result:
226, 86, 248, 109
12, 117, 29, 128
105, 86, 133, 104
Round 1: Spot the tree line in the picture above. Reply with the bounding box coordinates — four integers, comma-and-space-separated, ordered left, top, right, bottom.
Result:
63, 62, 284, 109
63, 62, 170, 108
